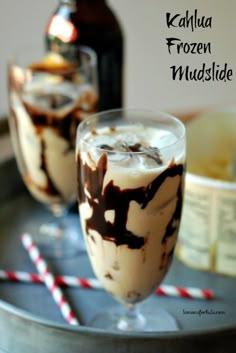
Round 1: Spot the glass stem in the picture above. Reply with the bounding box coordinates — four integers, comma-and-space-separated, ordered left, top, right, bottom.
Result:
39, 204, 68, 240
50, 203, 68, 219
117, 303, 146, 331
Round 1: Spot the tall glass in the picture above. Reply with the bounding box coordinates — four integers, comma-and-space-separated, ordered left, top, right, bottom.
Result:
76, 109, 186, 331
8, 45, 98, 258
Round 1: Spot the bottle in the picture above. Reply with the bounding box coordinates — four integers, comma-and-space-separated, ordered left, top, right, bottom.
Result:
45, 0, 124, 111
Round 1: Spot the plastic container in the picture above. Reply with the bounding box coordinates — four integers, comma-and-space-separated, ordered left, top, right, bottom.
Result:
177, 108, 236, 276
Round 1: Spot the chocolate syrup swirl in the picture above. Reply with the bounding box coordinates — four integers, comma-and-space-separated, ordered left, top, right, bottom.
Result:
40, 139, 61, 196
78, 152, 184, 249
98, 142, 163, 165
23, 95, 76, 148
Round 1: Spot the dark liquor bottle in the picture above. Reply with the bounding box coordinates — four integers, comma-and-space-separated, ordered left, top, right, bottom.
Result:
45, 0, 124, 111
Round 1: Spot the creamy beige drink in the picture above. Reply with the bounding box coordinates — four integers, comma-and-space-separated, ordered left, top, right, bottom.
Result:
77, 123, 185, 304
9, 52, 98, 208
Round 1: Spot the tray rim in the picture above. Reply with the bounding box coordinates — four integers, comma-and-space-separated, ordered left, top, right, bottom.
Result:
0, 297, 235, 339
1, 157, 236, 341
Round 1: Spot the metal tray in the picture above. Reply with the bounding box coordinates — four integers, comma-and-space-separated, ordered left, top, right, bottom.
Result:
0, 158, 236, 353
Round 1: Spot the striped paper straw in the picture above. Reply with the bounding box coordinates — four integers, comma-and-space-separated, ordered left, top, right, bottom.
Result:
0, 269, 213, 300
21, 233, 79, 325
156, 284, 213, 300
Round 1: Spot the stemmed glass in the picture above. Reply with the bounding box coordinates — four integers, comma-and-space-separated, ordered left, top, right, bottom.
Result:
8, 44, 98, 258
76, 109, 186, 331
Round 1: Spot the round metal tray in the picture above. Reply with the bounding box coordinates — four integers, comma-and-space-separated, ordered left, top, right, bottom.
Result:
0, 159, 236, 353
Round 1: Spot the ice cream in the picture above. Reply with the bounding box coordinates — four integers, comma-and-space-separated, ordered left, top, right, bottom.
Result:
77, 124, 185, 304
9, 54, 98, 207
188, 151, 234, 182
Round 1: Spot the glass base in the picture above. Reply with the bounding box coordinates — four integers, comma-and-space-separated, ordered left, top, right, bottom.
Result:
88, 301, 179, 332
33, 215, 85, 258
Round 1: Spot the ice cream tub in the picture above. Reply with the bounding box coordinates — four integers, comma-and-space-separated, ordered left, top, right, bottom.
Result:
176, 108, 236, 276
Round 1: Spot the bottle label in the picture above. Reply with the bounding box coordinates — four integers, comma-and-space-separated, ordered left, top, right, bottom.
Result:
46, 15, 78, 43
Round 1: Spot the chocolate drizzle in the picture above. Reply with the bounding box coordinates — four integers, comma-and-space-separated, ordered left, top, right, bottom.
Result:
98, 142, 163, 165
78, 152, 184, 250
40, 140, 61, 196
22, 95, 76, 149
127, 143, 163, 165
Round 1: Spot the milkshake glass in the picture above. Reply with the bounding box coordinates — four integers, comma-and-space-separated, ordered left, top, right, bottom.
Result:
8, 45, 98, 257
76, 109, 186, 331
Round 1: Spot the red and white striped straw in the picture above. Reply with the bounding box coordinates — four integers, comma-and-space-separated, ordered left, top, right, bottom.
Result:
0, 269, 102, 289
21, 233, 79, 326
0, 269, 214, 301
156, 284, 213, 300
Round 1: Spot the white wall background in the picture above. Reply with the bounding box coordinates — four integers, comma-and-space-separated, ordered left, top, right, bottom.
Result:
1, 0, 236, 118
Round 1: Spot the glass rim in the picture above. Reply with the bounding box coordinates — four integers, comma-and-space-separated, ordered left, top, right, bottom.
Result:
77, 108, 186, 155
8, 44, 97, 72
